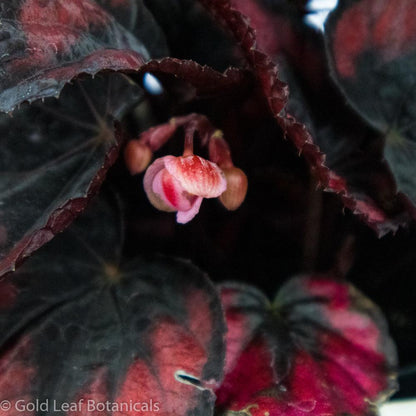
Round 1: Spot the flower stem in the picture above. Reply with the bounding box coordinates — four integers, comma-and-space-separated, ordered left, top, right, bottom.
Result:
183, 130, 194, 156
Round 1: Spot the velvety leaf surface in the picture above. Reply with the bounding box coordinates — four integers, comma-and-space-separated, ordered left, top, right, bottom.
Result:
0, 198, 225, 415
201, 0, 415, 234
0, 74, 142, 277
325, 0, 416, 207
97, 0, 168, 58
0, 0, 149, 113
143, 0, 241, 72
200, 0, 289, 115
278, 60, 412, 236
233, 0, 407, 234
228, 0, 323, 86
215, 277, 398, 416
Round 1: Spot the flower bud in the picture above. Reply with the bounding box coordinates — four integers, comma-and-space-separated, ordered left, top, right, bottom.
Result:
124, 140, 153, 175
219, 167, 248, 211
208, 133, 233, 169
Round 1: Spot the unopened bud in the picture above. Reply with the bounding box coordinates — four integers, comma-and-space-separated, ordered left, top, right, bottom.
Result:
208, 132, 233, 169
124, 140, 153, 175
219, 167, 248, 211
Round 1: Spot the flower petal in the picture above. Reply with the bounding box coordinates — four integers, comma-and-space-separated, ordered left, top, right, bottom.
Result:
164, 155, 227, 198
177, 197, 204, 224
143, 157, 175, 212
153, 169, 195, 211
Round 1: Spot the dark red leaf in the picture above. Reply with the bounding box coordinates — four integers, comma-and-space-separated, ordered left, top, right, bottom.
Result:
139, 58, 253, 99
0, 0, 149, 113
0, 198, 225, 414
216, 276, 398, 416
325, 0, 416, 210
0, 277, 18, 309
143, 0, 241, 71
0, 74, 142, 277
199, 0, 289, 115
228, 0, 325, 87
279, 60, 413, 236
200, 0, 415, 235
68, 368, 109, 416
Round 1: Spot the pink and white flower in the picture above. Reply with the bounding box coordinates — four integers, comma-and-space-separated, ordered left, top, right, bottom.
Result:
143, 155, 227, 224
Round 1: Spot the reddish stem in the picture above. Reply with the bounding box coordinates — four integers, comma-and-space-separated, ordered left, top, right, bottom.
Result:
183, 129, 195, 157
138, 113, 234, 164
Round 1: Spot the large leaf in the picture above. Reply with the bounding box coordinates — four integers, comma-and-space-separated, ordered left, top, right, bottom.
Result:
0, 0, 174, 275
0, 0, 151, 113
200, 0, 415, 234
325, 0, 416, 208
0, 198, 225, 415
0, 73, 142, 277
279, 60, 412, 236
216, 276, 398, 416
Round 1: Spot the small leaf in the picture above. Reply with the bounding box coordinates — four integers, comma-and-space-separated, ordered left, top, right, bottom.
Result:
216, 276, 398, 416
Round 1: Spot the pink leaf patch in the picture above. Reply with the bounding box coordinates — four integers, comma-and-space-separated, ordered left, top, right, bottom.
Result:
215, 276, 398, 416
0, 0, 148, 113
